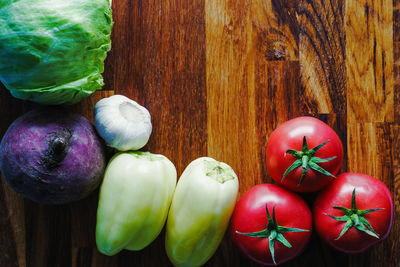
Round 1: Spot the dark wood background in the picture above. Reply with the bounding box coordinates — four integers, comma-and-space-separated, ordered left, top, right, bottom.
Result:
1, 0, 399, 266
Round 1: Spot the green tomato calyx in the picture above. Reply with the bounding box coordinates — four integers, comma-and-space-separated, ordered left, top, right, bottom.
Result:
282, 136, 336, 185
236, 204, 309, 265
325, 188, 384, 240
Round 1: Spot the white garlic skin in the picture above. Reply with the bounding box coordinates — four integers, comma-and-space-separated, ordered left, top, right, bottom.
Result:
94, 95, 152, 151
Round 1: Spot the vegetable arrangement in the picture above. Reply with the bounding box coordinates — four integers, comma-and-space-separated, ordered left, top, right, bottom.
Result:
230, 117, 393, 266
0, 2, 394, 264
93, 95, 238, 264
0, 98, 393, 266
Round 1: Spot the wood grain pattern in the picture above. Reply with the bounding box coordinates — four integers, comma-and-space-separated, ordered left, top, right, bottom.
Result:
392, 125, 400, 267
206, 0, 301, 192
395, 0, 400, 42
206, 0, 262, 190
395, 42, 400, 121
395, 0, 400, 121
0, 180, 20, 267
112, 0, 207, 175
0, 0, 399, 266
346, 0, 394, 122
298, 0, 346, 113
345, 1, 398, 266
253, 0, 299, 61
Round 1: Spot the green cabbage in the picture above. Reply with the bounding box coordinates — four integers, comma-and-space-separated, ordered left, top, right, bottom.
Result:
0, 0, 113, 105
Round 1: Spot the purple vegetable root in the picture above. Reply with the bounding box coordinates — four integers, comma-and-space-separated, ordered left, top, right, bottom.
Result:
0, 107, 106, 204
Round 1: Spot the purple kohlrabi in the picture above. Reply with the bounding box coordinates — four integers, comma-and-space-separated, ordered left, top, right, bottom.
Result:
0, 107, 106, 204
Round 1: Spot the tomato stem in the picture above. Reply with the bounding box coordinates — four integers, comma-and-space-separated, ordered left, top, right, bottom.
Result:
325, 188, 384, 240
282, 136, 336, 186
236, 204, 309, 265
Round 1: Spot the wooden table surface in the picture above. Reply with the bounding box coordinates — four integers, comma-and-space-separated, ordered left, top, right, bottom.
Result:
1, 0, 399, 266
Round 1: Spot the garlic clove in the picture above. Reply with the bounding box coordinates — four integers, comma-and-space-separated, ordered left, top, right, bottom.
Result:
94, 95, 152, 151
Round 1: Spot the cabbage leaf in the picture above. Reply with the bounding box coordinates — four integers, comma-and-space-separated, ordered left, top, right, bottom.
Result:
0, 0, 113, 105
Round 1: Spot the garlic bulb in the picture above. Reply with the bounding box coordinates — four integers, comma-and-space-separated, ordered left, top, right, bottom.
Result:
94, 95, 152, 151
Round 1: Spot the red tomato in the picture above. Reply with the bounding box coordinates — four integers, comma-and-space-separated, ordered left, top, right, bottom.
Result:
266, 116, 343, 192
313, 173, 393, 253
230, 184, 312, 266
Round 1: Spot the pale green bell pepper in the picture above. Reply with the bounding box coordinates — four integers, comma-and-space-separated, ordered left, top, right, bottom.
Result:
165, 157, 239, 267
96, 151, 177, 256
